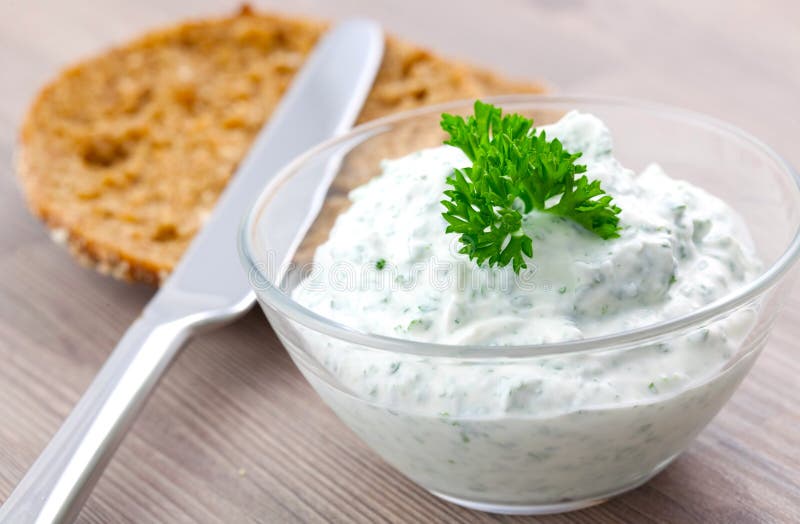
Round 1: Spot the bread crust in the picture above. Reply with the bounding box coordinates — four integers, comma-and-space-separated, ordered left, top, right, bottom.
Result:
17, 6, 545, 285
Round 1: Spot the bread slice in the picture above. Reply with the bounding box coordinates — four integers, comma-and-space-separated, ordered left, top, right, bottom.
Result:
17, 6, 545, 285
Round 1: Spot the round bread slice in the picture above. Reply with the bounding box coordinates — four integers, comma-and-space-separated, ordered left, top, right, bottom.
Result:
18, 6, 545, 285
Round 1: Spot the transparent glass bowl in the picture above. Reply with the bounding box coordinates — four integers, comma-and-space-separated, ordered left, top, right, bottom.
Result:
239, 96, 800, 514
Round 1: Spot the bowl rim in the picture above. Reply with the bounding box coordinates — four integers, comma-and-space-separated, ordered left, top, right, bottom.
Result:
239, 94, 800, 358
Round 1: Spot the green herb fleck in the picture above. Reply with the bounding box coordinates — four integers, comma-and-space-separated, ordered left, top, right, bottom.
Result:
408, 319, 425, 330
440, 100, 621, 273
375, 258, 386, 270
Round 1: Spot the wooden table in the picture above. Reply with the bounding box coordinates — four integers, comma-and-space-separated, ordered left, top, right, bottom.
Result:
1, 1, 798, 522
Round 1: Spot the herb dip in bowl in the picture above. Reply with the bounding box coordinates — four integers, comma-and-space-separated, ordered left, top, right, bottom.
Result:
240, 96, 800, 514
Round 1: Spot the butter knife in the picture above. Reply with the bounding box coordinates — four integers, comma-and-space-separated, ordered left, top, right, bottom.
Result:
0, 19, 384, 524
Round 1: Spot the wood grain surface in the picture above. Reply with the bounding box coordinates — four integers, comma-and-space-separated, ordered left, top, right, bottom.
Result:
1, 1, 799, 522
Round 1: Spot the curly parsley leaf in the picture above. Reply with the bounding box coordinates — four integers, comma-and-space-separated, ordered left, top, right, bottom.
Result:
440, 100, 621, 273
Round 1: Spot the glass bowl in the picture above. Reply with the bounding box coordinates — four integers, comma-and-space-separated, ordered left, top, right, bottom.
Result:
239, 96, 800, 515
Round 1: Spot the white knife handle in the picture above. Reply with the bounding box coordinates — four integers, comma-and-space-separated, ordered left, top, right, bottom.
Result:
0, 309, 197, 524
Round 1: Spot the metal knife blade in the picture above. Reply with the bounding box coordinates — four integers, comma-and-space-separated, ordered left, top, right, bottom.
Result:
0, 19, 384, 524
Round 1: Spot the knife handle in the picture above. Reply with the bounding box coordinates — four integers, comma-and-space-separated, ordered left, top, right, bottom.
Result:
0, 308, 198, 524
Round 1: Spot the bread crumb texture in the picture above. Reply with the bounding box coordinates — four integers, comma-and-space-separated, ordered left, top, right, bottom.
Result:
18, 6, 544, 285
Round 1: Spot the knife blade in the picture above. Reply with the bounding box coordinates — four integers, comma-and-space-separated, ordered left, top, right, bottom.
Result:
0, 19, 384, 524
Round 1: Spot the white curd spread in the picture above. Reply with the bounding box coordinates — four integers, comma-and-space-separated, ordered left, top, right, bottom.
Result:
288, 112, 762, 505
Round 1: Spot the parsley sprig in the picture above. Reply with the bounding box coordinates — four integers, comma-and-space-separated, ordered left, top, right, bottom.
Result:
440, 101, 621, 273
